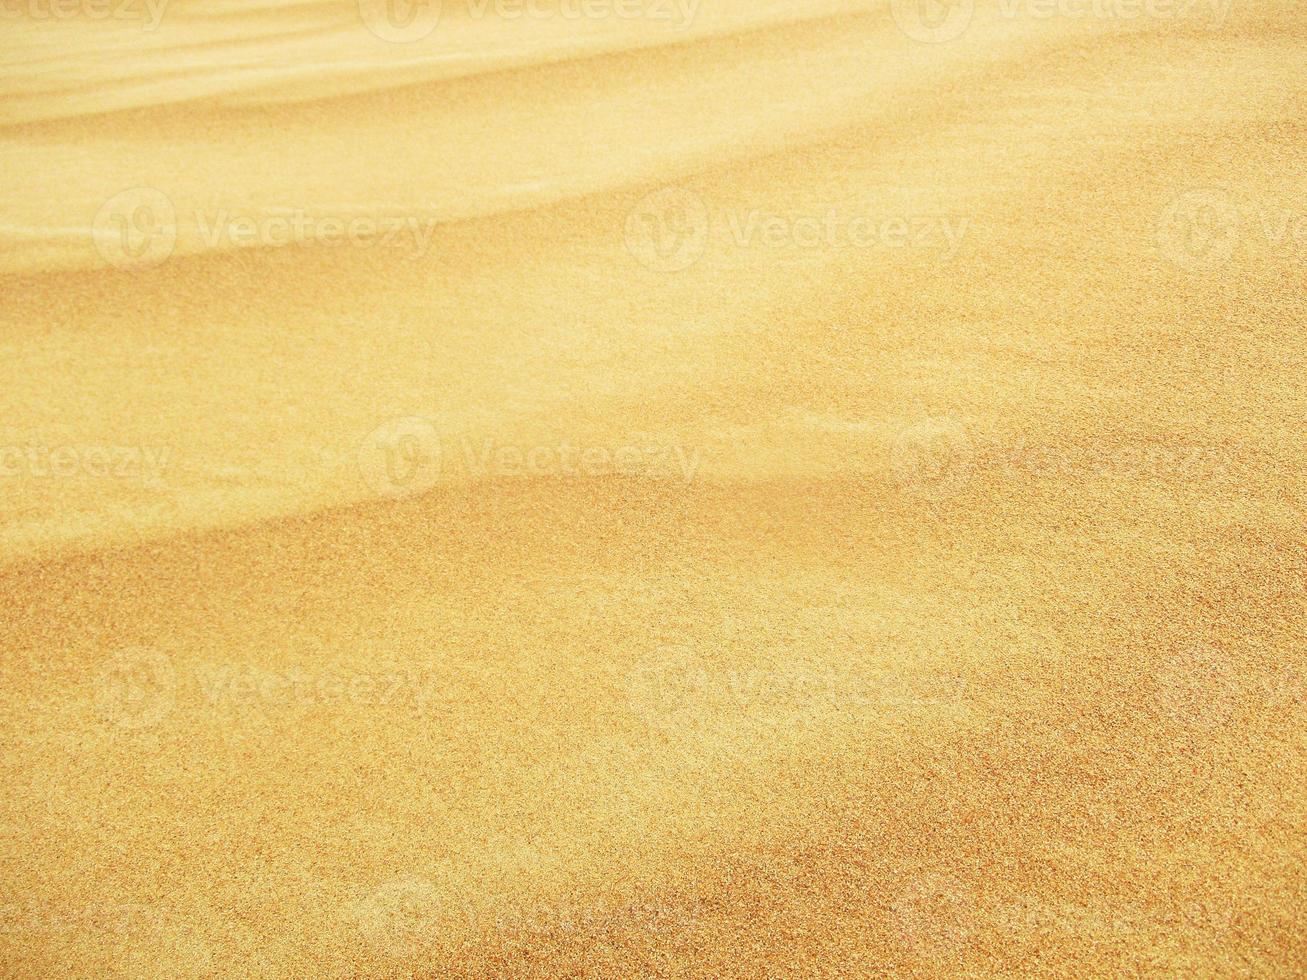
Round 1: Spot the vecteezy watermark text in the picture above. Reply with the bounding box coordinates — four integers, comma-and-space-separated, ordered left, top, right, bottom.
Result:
91, 188, 443, 269
627, 645, 968, 731
0, 0, 169, 30
889, 418, 1232, 501
355, 875, 702, 956
193, 664, 441, 712
357, 417, 703, 499
0, 444, 170, 483
357, 0, 700, 44
890, 0, 1233, 44
93, 647, 446, 730
893, 873, 1233, 959
459, 438, 702, 482
0, 903, 163, 935
466, 0, 699, 25
624, 187, 971, 272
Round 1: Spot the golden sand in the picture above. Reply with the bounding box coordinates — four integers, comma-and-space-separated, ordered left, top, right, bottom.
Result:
1, 0, 1304, 975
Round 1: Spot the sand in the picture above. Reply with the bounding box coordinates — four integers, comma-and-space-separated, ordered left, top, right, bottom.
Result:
0, 0, 1304, 975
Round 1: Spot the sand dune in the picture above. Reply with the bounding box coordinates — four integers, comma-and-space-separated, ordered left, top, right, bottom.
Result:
1, 0, 1304, 975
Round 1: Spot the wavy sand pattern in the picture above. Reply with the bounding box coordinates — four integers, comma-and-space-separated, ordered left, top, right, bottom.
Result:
1, 0, 1304, 975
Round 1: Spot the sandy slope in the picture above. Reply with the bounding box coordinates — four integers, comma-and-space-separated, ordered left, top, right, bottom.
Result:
1, 0, 1304, 976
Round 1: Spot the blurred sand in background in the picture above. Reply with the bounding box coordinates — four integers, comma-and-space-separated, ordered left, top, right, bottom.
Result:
0, 0, 1304, 975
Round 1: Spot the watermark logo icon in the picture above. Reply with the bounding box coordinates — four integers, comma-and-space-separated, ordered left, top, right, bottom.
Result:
92, 188, 177, 269
891, 0, 975, 42
1156, 644, 1238, 730
358, 0, 440, 42
626, 646, 712, 729
890, 418, 974, 500
894, 873, 973, 957
1157, 189, 1240, 270
355, 876, 444, 956
624, 187, 710, 272
358, 417, 442, 499
93, 647, 175, 730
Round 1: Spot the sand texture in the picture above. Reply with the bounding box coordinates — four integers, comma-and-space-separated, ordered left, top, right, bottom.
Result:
1, 0, 1304, 975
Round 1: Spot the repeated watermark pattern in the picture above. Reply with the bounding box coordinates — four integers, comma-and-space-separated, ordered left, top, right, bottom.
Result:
890, 419, 1231, 500
624, 187, 971, 272
90, 184, 1296, 273
358, 416, 703, 499
96, 644, 1297, 737
0, 444, 170, 483
93, 647, 443, 730
890, 0, 1233, 44
357, 0, 700, 43
91, 188, 443, 269
355, 875, 699, 955
1156, 188, 1306, 270
0, 0, 169, 30
627, 645, 968, 731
